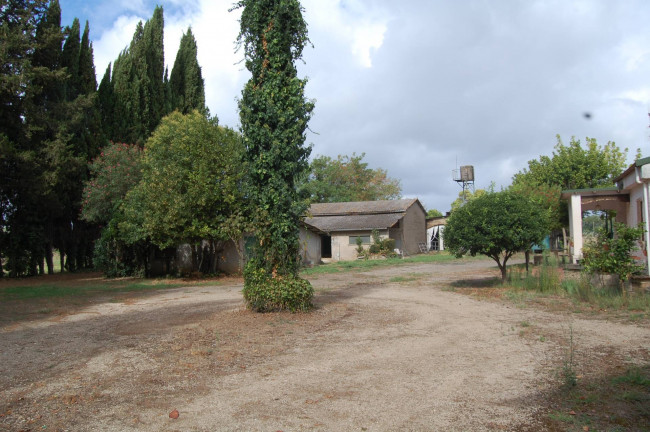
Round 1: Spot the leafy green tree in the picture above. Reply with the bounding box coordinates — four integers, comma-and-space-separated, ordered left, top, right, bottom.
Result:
169, 27, 206, 115
512, 135, 627, 230
121, 111, 244, 263
427, 209, 443, 218
234, 0, 314, 312
301, 153, 402, 203
450, 188, 487, 212
444, 190, 550, 280
80, 142, 144, 276
513, 136, 627, 190
81, 142, 143, 224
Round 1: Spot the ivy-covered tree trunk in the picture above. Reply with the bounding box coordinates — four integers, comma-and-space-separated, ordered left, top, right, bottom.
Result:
235, 0, 314, 312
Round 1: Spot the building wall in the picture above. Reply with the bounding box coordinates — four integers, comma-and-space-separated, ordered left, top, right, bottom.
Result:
299, 228, 321, 266
401, 203, 426, 256
330, 230, 389, 261
219, 239, 245, 274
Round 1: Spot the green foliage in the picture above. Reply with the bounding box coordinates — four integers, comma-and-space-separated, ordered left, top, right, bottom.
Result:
301, 153, 402, 203
512, 135, 627, 228
0, 1, 103, 276
169, 27, 206, 115
581, 223, 645, 288
300, 252, 458, 276
234, 0, 315, 310
355, 236, 364, 255
507, 260, 564, 294
101, 6, 166, 145
242, 262, 314, 312
121, 111, 244, 250
81, 142, 143, 224
509, 181, 564, 231
371, 228, 382, 245
450, 188, 487, 212
427, 209, 443, 218
513, 135, 627, 190
445, 190, 550, 280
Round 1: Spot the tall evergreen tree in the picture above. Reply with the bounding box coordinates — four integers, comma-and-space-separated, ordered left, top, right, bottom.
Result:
1, 1, 104, 276
169, 27, 206, 114
97, 63, 115, 139
1, 0, 67, 276
104, 7, 165, 145
234, 0, 315, 312
78, 21, 96, 94
60, 17, 80, 99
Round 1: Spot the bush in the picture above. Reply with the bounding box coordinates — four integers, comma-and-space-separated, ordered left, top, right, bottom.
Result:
380, 238, 396, 252
582, 223, 645, 289
369, 244, 381, 254
242, 263, 314, 312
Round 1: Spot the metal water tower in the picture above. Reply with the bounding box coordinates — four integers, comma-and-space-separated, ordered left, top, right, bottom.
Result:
452, 165, 475, 203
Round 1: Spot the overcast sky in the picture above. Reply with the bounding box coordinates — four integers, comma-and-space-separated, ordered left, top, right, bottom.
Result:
59, 0, 650, 213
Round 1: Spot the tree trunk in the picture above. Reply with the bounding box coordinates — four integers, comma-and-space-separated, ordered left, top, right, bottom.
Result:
45, 240, 54, 275
59, 248, 65, 273
191, 244, 198, 272
525, 250, 530, 272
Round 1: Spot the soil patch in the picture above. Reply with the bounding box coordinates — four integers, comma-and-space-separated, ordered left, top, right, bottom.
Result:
1, 259, 648, 431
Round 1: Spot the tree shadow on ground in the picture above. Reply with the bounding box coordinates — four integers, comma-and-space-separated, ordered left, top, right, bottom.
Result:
450, 277, 502, 289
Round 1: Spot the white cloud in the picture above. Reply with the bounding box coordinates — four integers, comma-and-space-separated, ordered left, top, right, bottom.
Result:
87, 0, 650, 212
92, 1, 245, 127
93, 15, 144, 77
303, 0, 389, 68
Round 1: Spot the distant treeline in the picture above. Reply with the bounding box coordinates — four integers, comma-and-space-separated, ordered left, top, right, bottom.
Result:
0, 0, 206, 277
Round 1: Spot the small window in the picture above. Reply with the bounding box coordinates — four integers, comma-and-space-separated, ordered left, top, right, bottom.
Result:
349, 235, 371, 245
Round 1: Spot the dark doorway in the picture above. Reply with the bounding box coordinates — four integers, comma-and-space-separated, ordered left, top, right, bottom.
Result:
321, 235, 332, 258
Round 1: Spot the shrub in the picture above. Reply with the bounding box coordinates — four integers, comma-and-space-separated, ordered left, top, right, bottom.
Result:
242, 263, 314, 312
355, 236, 364, 255
380, 238, 396, 252
582, 223, 645, 290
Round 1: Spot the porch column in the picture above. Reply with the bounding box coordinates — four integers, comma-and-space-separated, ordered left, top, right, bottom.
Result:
643, 182, 650, 275
568, 194, 583, 263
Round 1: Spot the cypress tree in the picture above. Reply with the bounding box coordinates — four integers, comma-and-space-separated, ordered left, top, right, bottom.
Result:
104, 7, 166, 145
79, 21, 97, 94
60, 17, 80, 100
169, 27, 206, 114
142, 5, 165, 133
97, 63, 114, 142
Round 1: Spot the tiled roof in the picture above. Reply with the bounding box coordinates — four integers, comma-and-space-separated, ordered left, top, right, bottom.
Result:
303, 199, 421, 233
304, 213, 403, 232
308, 198, 418, 216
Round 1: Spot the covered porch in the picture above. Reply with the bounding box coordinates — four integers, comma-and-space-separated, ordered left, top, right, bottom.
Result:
561, 157, 650, 274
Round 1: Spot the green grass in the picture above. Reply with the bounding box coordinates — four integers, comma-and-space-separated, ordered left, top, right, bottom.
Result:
505, 261, 650, 316
0, 279, 219, 301
545, 364, 650, 430
301, 252, 463, 276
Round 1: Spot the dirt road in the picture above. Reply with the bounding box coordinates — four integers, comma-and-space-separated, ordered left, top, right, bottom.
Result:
1, 259, 648, 431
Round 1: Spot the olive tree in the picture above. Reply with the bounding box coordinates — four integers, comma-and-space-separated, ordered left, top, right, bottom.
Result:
444, 190, 550, 281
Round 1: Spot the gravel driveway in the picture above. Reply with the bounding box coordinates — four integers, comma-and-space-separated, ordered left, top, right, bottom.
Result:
1, 259, 648, 431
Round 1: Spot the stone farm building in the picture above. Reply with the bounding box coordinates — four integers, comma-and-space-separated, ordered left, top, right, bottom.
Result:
302, 199, 427, 262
